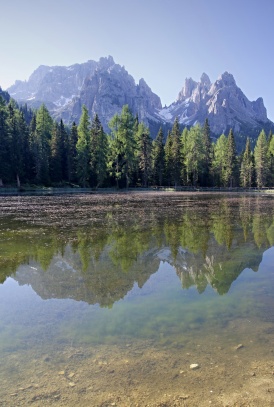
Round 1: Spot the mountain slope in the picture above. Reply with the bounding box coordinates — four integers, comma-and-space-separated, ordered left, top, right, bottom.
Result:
8, 56, 162, 132
7, 56, 274, 140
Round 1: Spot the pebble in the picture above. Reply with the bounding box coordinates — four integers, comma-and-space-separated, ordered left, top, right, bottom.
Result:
68, 373, 75, 378
190, 363, 200, 370
179, 395, 189, 400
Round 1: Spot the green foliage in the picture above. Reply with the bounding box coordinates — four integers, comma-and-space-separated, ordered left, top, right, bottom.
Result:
0, 101, 273, 189
152, 127, 165, 186
254, 130, 269, 188
76, 105, 91, 187
240, 138, 253, 187
108, 105, 136, 188
182, 124, 205, 186
135, 122, 152, 187
90, 114, 109, 187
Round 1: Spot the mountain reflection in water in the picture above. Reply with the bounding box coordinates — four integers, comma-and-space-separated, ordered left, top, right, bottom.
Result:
1, 193, 274, 306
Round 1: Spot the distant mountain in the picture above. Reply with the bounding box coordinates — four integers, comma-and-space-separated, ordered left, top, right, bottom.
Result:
156, 71, 273, 139
7, 56, 274, 140
7, 56, 162, 134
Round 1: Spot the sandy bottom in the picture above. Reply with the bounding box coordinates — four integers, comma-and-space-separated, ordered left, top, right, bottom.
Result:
1, 317, 274, 407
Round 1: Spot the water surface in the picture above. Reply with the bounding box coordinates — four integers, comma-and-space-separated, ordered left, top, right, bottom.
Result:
0, 192, 274, 406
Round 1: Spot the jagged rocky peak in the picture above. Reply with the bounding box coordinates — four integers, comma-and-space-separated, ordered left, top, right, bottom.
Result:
200, 72, 211, 87
97, 55, 115, 69
215, 71, 236, 88
177, 73, 211, 102
252, 97, 267, 121
177, 77, 197, 101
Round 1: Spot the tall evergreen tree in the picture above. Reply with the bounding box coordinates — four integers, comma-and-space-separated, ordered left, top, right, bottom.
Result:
183, 124, 205, 186
68, 121, 78, 183
50, 122, 63, 183
268, 133, 274, 187
34, 104, 53, 185
164, 130, 173, 186
108, 105, 135, 188
212, 134, 228, 186
152, 127, 165, 186
254, 129, 269, 188
76, 105, 91, 187
201, 118, 212, 186
170, 117, 182, 187
0, 97, 9, 186
223, 129, 237, 187
240, 137, 253, 188
136, 122, 152, 187
90, 114, 108, 187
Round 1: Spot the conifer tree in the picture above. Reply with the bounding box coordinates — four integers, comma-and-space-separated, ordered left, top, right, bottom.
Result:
254, 129, 269, 188
34, 104, 53, 185
0, 97, 9, 186
164, 131, 173, 186
212, 134, 227, 186
201, 118, 212, 186
90, 114, 108, 187
108, 105, 135, 188
76, 105, 91, 187
7, 101, 27, 187
268, 133, 274, 187
50, 122, 63, 183
223, 129, 237, 187
136, 122, 152, 187
240, 137, 253, 188
170, 117, 182, 186
68, 122, 78, 183
152, 127, 165, 186
183, 124, 205, 186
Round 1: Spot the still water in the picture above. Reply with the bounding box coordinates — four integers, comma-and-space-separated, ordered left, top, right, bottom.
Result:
0, 192, 274, 407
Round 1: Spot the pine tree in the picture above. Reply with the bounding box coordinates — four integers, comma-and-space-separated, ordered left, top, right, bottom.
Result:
170, 117, 182, 187
201, 118, 212, 186
7, 101, 26, 187
34, 104, 53, 185
268, 133, 274, 187
76, 105, 91, 187
67, 122, 78, 183
240, 137, 253, 188
254, 129, 269, 188
0, 96, 9, 186
223, 129, 237, 187
164, 131, 173, 186
152, 127, 165, 186
90, 114, 108, 187
183, 124, 205, 186
136, 122, 152, 187
212, 134, 227, 186
50, 122, 63, 183
108, 105, 136, 188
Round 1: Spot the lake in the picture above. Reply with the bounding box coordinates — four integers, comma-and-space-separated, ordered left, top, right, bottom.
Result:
0, 192, 274, 407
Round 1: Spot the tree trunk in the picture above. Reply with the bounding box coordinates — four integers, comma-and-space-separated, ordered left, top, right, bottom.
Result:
17, 174, 21, 189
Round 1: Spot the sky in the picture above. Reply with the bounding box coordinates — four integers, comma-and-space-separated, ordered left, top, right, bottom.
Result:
1, 0, 274, 120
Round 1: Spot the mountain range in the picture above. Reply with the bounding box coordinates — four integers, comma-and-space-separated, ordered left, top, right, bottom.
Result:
6, 56, 274, 139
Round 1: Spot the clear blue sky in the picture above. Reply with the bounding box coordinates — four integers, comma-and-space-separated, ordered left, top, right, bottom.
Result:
1, 0, 274, 120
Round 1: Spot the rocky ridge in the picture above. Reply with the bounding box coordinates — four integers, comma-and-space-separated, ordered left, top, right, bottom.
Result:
6, 56, 274, 138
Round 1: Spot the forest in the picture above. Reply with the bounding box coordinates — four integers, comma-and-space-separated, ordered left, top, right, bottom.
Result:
0, 93, 274, 189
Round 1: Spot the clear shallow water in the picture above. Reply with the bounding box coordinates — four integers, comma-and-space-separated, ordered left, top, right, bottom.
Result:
0, 192, 274, 406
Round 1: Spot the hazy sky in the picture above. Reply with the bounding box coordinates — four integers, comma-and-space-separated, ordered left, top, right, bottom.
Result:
1, 0, 274, 119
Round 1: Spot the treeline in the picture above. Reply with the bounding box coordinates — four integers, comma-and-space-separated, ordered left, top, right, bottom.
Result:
0, 97, 274, 188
